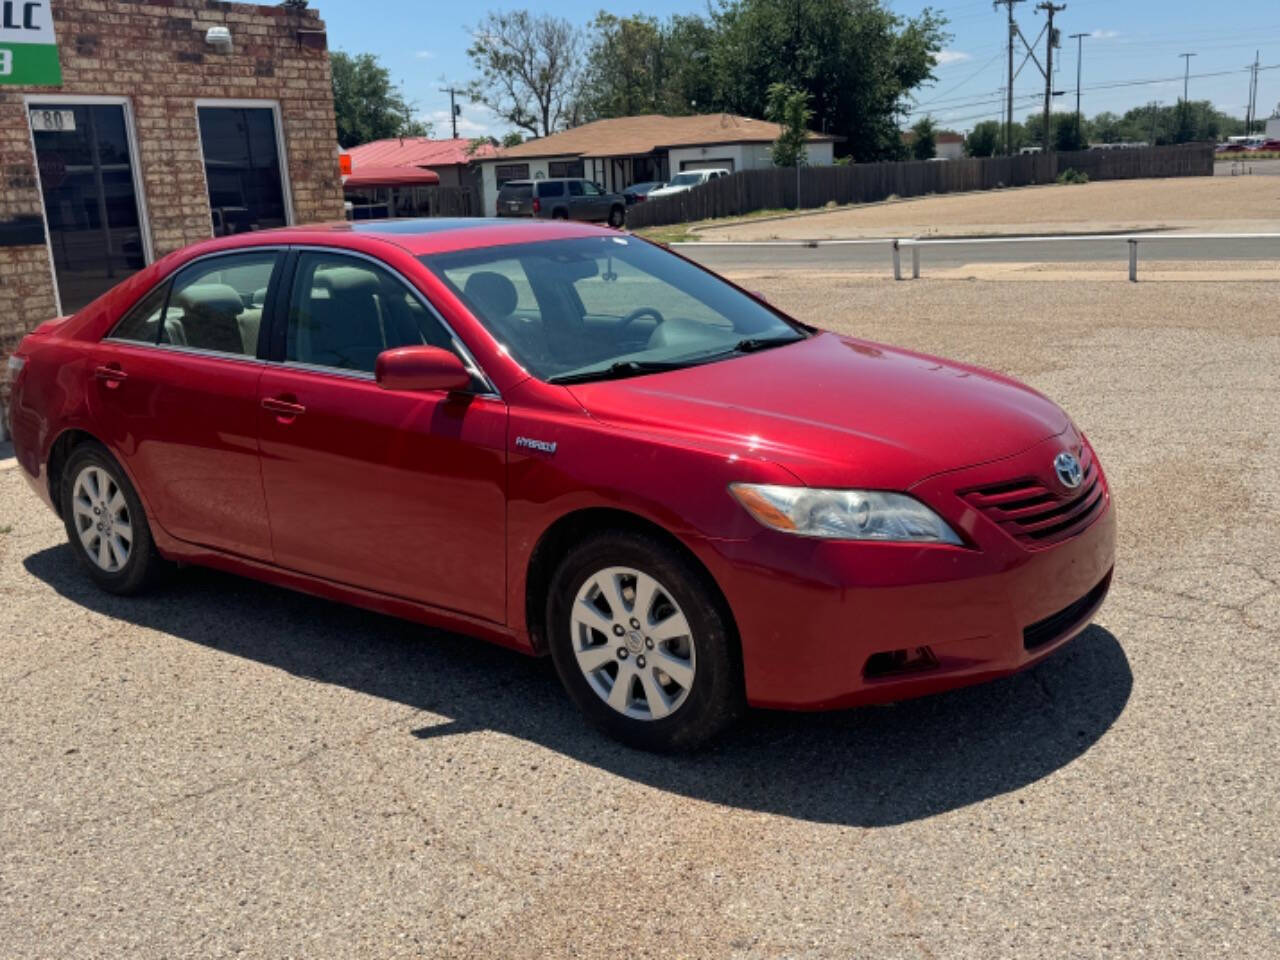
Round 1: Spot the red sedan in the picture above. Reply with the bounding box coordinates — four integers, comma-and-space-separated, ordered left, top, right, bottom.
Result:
8, 220, 1114, 750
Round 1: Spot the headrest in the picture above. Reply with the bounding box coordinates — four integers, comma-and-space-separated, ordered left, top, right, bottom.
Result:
463, 271, 518, 320
315, 266, 380, 296
175, 283, 242, 317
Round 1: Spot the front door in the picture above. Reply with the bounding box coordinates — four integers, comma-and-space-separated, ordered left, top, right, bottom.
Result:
29, 102, 148, 313
257, 250, 508, 623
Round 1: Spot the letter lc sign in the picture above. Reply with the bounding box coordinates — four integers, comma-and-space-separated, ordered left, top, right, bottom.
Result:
0, 2, 62, 86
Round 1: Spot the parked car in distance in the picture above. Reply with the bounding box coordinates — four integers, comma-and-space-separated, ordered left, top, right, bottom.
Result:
9, 218, 1115, 752
647, 168, 731, 198
623, 181, 666, 205
496, 178, 626, 227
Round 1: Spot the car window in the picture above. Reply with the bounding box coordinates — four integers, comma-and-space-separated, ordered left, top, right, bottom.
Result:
108, 282, 169, 344
158, 252, 278, 356
540, 181, 565, 197
499, 182, 532, 201
286, 252, 458, 375
582, 181, 603, 196
567, 180, 584, 197
425, 236, 803, 382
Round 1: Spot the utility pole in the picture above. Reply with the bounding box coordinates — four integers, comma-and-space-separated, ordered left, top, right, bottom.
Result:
994, 0, 1025, 155
1179, 53, 1196, 104
1037, 2, 1065, 151
1069, 32, 1088, 146
438, 86, 462, 139
1246, 51, 1260, 134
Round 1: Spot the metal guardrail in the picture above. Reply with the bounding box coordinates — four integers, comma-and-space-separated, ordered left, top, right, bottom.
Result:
677, 233, 1280, 282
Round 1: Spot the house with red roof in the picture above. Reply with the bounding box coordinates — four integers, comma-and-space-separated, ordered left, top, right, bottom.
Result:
341, 137, 498, 217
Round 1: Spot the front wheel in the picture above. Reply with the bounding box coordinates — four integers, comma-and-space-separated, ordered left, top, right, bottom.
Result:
606, 205, 625, 228
547, 530, 742, 751
60, 442, 170, 595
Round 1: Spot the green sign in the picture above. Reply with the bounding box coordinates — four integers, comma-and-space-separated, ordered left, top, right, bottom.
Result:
1, 2, 62, 86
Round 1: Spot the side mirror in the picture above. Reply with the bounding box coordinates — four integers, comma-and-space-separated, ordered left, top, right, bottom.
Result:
375, 346, 472, 393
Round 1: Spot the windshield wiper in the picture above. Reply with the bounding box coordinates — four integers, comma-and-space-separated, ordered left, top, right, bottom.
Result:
547, 359, 692, 385
731, 335, 804, 353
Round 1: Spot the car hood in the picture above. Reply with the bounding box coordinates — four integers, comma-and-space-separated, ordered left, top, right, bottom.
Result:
565, 332, 1070, 489
648, 184, 691, 196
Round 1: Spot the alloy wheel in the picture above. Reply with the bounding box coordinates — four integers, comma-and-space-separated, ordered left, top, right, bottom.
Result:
71, 465, 133, 573
570, 566, 696, 721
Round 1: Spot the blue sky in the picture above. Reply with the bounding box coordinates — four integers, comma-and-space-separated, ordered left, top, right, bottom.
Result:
318, 1, 1278, 137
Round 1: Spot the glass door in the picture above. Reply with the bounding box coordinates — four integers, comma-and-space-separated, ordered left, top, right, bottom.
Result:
197, 105, 290, 237
29, 102, 148, 313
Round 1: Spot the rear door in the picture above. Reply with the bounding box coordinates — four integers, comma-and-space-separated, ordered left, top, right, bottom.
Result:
256, 249, 508, 621
579, 180, 610, 220
92, 249, 281, 560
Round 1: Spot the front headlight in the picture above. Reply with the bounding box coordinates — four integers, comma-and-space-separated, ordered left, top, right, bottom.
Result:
729, 483, 963, 544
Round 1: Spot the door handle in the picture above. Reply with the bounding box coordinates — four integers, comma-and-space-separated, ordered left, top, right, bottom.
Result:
94, 364, 128, 388
261, 396, 306, 419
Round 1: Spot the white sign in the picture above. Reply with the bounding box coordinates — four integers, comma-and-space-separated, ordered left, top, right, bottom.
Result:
0, 2, 55, 43
29, 107, 74, 132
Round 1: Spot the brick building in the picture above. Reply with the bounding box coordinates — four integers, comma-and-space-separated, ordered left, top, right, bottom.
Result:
0, 0, 345, 355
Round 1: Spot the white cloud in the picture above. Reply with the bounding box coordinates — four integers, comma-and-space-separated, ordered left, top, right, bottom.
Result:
414, 50, 435, 60
1090, 29, 1119, 39
934, 49, 972, 66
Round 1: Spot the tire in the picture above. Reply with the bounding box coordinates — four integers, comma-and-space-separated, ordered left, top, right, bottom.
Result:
547, 530, 743, 751
607, 205, 625, 228
551, 208, 568, 220
60, 441, 170, 595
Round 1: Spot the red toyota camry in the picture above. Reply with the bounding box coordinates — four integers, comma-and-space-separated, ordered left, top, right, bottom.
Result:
8, 219, 1114, 751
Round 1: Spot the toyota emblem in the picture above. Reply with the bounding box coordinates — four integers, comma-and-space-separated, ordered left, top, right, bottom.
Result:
1053, 452, 1083, 490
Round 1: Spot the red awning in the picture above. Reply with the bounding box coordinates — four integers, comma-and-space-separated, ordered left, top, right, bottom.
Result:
342, 165, 440, 188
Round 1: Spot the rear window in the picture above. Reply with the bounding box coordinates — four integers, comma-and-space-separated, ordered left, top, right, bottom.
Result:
499, 182, 533, 200
538, 181, 565, 197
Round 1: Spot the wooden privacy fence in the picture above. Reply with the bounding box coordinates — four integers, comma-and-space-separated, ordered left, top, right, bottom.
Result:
625, 143, 1215, 229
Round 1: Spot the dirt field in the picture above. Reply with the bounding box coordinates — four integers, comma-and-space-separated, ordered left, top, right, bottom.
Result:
696, 173, 1280, 240
2, 273, 1278, 957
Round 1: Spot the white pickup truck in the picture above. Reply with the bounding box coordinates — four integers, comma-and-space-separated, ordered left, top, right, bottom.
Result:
647, 168, 731, 198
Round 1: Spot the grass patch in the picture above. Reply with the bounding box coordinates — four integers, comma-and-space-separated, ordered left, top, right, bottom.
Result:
1215, 151, 1280, 161
631, 224, 702, 244
0, 524, 12, 535
1056, 168, 1090, 185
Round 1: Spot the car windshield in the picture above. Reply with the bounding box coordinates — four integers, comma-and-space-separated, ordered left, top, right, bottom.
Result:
423, 236, 806, 383
667, 173, 703, 186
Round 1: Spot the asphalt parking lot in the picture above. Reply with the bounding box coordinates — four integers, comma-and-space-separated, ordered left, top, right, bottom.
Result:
2, 272, 1278, 958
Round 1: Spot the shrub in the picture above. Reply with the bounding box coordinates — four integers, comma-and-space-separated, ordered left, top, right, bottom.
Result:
1056, 168, 1090, 185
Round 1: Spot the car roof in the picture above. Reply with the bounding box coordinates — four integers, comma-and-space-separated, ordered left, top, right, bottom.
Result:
177, 217, 619, 259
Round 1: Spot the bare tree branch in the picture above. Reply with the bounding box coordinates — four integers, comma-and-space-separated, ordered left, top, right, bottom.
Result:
466, 10, 583, 138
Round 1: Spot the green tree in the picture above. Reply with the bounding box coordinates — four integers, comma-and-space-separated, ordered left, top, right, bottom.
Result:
581, 13, 716, 120
707, 0, 948, 161
466, 10, 583, 137
500, 131, 525, 148
766, 82, 813, 166
1053, 113, 1088, 152
965, 120, 1000, 157
1090, 111, 1123, 143
909, 115, 937, 159
330, 51, 430, 148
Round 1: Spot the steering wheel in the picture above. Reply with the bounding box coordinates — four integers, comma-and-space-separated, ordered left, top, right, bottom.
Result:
618, 306, 665, 333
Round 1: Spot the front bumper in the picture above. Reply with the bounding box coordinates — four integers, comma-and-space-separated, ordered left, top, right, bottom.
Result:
700, 435, 1116, 710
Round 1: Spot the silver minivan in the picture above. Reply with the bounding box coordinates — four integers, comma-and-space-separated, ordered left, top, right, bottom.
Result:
496, 178, 626, 228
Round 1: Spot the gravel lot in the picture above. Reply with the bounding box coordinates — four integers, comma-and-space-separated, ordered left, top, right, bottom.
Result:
696, 174, 1280, 240
2, 273, 1278, 958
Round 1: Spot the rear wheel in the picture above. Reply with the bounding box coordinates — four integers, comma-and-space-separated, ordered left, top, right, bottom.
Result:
60, 442, 169, 595
551, 208, 569, 220
547, 530, 742, 751
607, 205, 625, 228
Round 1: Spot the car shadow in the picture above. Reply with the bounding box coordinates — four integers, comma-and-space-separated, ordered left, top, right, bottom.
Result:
23, 545, 1132, 828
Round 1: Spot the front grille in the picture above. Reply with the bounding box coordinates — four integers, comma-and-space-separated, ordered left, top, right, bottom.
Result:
962, 443, 1106, 548
1022, 572, 1112, 650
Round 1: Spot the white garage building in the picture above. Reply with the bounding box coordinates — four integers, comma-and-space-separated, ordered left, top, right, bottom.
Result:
476, 113, 836, 217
